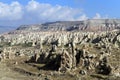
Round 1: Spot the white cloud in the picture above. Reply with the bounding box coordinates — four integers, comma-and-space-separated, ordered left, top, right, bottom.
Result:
25, 0, 83, 21
76, 14, 88, 20
0, 0, 88, 26
93, 13, 101, 19
93, 13, 109, 19
0, 1, 23, 20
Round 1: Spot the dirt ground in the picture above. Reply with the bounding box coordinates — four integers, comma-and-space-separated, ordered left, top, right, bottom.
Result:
0, 52, 119, 80
0, 57, 79, 80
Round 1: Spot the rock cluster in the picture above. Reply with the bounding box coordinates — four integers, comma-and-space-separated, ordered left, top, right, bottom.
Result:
26, 39, 117, 75
0, 19, 120, 77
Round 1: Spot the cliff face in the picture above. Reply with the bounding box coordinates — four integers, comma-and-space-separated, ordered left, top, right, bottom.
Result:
16, 19, 120, 32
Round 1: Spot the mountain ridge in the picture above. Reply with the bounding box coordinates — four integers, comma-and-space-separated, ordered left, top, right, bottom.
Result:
16, 19, 120, 32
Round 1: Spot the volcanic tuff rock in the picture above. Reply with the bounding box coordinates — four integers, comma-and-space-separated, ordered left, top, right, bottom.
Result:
16, 19, 120, 32
0, 31, 120, 71
0, 19, 120, 80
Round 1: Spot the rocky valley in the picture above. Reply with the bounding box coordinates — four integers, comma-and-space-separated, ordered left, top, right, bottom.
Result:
0, 19, 120, 80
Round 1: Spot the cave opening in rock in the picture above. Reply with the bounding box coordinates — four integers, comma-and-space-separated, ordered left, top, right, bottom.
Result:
40, 54, 61, 71
97, 63, 112, 75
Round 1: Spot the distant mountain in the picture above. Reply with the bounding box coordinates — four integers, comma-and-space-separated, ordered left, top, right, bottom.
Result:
16, 19, 120, 32
0, 26, 15, 34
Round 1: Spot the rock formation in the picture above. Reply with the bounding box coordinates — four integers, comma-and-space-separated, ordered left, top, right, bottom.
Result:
16, 19, 120, 32
0, 19, 120, 79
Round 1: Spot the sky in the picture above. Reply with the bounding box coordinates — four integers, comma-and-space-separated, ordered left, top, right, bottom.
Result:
0, 0, 120, 27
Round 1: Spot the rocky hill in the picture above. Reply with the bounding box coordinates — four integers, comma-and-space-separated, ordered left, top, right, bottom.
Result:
16, 19, 120, 32
0, 19, 120, 80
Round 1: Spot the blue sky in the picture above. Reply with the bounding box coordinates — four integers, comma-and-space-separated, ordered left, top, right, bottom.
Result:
0, 0, 120, 27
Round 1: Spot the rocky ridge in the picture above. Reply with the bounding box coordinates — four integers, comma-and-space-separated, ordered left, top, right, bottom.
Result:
16, 19, 120, 32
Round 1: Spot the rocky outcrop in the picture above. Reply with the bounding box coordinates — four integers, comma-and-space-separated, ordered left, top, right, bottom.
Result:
25, 37, 118, 75
16, 19, 120, 32
96, 56, 112, 75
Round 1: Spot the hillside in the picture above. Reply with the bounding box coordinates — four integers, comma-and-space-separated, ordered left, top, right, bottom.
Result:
16, 19, 120, 32
0, 19, 120, 80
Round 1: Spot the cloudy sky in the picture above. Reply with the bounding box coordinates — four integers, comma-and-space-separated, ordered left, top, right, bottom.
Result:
0, 0, 120, 27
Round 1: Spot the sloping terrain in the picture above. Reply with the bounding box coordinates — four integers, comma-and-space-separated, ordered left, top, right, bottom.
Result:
0, 19, 120, 80
16, 19, 120, 32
